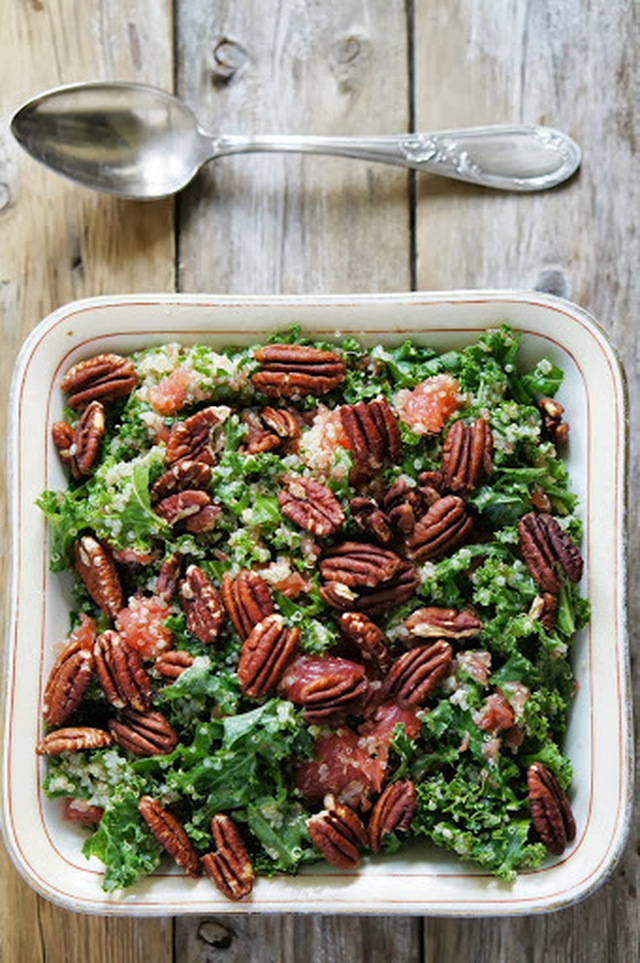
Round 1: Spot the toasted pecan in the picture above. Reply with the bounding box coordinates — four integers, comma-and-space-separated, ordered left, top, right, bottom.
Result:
138, 796, 200, 876
251, 344, 346, 399
307, 796, 367, 869
201, 814, 255, 901
61, 353, 136, 410
278, 474, 345, 537
527, 762, 576, 855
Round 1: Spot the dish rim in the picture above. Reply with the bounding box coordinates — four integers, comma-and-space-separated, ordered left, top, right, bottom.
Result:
1, 288, 632, 917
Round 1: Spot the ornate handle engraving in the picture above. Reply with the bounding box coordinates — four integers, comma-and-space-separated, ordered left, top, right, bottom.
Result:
213, 125, 581, 192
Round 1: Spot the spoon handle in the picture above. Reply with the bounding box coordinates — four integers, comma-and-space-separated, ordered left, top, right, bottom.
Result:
210, 125, 580, 191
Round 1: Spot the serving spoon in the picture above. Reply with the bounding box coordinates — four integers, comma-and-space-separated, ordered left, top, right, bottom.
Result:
11, 82, 581, 199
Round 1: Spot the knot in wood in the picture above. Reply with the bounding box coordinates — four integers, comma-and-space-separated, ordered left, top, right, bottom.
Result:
197, 920, 234, 948
211, 37, 250, 82
331, 35, 362, 65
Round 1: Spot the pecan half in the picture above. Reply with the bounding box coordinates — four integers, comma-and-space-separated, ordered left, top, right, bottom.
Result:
340, 398, 401, 484
279, 656, 368, 724
245, 406, 303, 455
138, 796, 200, 876
151, 459, 212, 502
278, 475, 344, 537
110, 545, 155, 565
418, 468, 444, 486
201, 814, 255, 901
527, 762, 576, 855
405, 495, 473, 563
154, 490, 220, 533
251, 344, 346, 399
352, 560, 419, 617
368, 780, 417, 852
109, 708, 178, 757
382, 476, 435, 532
221, 569, 274, 640
350, 477, 437, 545
154, 649, 194, 680
518, 512, 584, 593
350, 497, 394, 545
42, 637, 94, 727
307, 796, 367, 869
368, 398, 402, 463
72, 400, 106, 478
51, 420, 75, 468
178, 565, 224, 645
320, 542, 402, 589
165, 406, 231, 465
94, 630, 153, 711
261, 406, 302, 441
36, 726, 112, 755
53, 401, 106, 479
73, 535, 123, 619
183, 504, 221, 534
380, 641, 453, 707
244, 427, 282, 455
404, 606, 483, 640
156, 553, 182, 603
318, 581, 359, 609
61, 353, 137, 410
237, 614, 300, 698
339, 611, 391, 677
539, 397, 569, 445
320, 559, 419, 617
441, 418, 493, 495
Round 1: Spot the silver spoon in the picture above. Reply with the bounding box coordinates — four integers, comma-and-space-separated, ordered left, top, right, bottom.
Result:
11, 82, 581, 200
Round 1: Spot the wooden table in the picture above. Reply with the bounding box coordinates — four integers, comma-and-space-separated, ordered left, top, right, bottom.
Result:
1, 2, 637, 960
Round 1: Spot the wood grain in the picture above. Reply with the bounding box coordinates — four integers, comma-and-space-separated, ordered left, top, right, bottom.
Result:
176, 915, 421, 962
0, 2, 174, 961
414, 3, 639, 962
1, 0, 638, 960
174, 1, 412, 954
175, 0, 412, 294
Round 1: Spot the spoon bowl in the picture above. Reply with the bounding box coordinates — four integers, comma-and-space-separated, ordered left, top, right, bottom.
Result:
11, 82, 582, 199
11, 83, 208, 198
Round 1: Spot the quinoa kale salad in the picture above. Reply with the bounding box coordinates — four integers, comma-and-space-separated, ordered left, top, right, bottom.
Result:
37, 325, 589, 899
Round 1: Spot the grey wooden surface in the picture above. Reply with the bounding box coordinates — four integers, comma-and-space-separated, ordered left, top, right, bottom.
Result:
0, 1, 637, 960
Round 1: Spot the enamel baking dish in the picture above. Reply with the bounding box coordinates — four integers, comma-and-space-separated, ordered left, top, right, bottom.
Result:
1, 291, 631, 915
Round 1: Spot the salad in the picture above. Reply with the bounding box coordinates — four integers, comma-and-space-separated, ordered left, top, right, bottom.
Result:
36, 325, 588, 899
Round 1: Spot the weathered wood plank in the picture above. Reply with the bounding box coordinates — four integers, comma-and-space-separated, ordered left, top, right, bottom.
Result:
422, 892, 640, 963
2, 1, 637, 961
414, 2, 639, 961
175, 0, 412, 294
0, 2, 175, 961
174, 1, 415, 955
413, 0, 639, 318
176, 914, 422, 963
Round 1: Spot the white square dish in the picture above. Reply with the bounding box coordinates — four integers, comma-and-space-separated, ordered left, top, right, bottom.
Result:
1, 290, 631, 916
